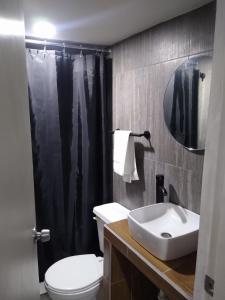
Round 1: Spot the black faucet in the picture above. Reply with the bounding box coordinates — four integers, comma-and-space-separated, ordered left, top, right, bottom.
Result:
156, 175, 167, 203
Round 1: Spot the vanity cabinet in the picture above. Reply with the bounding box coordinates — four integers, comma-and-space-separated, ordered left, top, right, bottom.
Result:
103, 220, 196, 300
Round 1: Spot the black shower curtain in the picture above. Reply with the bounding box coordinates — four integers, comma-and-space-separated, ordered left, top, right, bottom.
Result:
26, 49, 112, 281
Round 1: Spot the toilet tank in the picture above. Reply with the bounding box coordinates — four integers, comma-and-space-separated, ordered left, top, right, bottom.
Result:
93, 203, 130, 253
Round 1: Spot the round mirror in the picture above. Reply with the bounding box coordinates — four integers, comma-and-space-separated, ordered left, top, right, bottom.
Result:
164, 55, 212, 151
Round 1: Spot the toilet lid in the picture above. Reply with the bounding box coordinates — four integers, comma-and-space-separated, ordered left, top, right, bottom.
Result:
45, 254, 103, 294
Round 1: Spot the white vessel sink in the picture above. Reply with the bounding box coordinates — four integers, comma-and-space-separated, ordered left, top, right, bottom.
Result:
128, 203, 200, 261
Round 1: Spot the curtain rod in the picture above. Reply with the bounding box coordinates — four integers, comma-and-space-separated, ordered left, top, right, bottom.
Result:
25, 36, 111, 54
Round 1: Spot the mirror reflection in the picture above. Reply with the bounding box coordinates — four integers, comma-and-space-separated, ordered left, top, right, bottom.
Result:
164, 56, 212, 151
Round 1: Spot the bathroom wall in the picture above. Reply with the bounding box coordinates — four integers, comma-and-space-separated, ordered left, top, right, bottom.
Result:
112, 2, 215, 213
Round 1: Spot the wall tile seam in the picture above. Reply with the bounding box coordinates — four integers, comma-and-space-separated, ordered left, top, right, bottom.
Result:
112, 48, 214, 75
188, 49, 214, 59
142, 156, 203, 173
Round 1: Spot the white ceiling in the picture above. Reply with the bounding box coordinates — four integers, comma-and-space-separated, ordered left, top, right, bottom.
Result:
23, 0, 213, 46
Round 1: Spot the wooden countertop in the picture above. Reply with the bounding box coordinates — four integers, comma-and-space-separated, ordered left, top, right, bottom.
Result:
105, 220, 196, 300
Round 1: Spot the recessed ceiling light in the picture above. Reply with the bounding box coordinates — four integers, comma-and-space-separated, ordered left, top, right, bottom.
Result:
32, 21, 56, 39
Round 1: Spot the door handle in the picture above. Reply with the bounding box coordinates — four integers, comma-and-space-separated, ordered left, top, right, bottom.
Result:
32, 227, 50, 243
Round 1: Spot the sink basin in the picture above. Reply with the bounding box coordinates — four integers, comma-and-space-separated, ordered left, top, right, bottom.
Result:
128, 203, 200, 261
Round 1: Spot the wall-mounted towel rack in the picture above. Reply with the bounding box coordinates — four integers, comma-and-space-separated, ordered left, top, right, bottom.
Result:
111, 129, 151, 140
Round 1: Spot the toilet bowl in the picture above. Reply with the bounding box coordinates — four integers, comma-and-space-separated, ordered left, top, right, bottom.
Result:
45, 203, 130, 300
45, 255, 103, 300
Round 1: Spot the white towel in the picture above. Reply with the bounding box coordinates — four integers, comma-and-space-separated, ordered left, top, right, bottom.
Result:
113, 130, 139, 183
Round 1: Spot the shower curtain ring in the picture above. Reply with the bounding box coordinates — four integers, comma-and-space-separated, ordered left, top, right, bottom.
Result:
80, 46, 83, 58
62, 42, 66, 55
43, 40, 47, 56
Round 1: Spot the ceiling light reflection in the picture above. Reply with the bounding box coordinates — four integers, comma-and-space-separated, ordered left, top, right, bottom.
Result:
32, 21, 56, 39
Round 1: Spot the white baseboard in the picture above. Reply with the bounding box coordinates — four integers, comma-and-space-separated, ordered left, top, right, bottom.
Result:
40, 282, 46, 295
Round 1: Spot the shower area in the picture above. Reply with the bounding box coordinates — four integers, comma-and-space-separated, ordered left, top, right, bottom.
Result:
26, 39, 112, 281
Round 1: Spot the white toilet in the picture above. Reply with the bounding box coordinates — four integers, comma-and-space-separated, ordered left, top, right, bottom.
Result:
45, 203, 130, 300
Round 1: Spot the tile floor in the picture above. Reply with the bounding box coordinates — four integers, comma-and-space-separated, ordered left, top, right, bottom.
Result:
40, 294, 50, 300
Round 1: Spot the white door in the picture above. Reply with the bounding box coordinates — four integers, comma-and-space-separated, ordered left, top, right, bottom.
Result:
194, 0, 225, 299
0, 0, 40, 299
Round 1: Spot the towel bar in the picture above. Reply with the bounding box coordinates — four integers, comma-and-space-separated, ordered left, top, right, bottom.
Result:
110, 129, 150, 140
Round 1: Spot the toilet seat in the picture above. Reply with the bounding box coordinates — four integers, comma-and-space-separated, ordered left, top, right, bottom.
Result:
46, 280, 100, 296
45, 254, 103, 295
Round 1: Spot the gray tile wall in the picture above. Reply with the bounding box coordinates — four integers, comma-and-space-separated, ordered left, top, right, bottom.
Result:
112, 3, 216, 214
